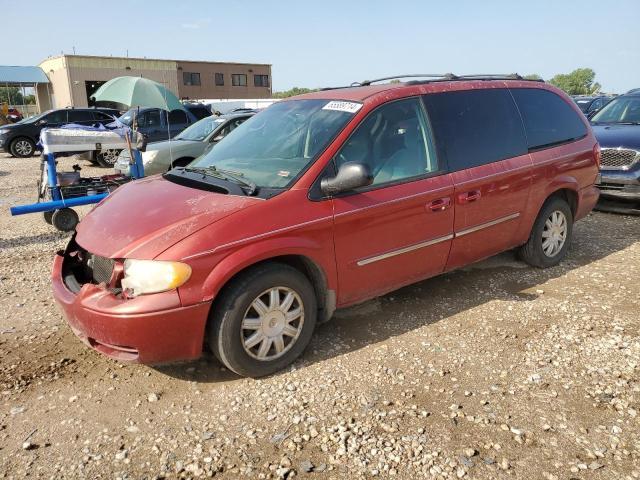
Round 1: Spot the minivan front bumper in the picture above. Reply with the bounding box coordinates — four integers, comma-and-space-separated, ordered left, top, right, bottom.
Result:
52, 253, 211, 364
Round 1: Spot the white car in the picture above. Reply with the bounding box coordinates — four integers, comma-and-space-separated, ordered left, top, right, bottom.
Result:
114, 112, 254, 176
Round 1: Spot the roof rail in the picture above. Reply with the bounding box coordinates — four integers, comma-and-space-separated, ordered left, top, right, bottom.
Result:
355, 74, 457, 87
321, 73, 543, 91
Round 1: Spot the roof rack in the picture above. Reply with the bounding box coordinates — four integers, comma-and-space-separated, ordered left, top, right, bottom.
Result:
355, 74, 458, 87
321, 73, 543, 91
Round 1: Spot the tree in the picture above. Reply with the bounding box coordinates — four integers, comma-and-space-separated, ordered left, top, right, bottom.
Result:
548, 68, 600, 95
0, 86, 25, 105
272, 87, 318, 98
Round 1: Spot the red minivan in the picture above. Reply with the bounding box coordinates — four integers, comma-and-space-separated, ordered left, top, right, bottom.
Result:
52, 75, 600, 377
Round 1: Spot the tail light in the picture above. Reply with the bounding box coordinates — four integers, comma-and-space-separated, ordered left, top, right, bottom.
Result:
593, 143, 601, 168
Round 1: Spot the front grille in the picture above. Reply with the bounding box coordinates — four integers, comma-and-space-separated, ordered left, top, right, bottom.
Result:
600, 148, 639, 169
86, 253, 115, 284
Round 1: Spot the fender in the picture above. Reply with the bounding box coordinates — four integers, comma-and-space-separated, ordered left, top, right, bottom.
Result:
199, 235, 336, 303
542, 175, 579, 211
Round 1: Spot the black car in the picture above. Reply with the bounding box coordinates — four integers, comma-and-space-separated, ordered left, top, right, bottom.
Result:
0, 107, 120, 158
590, 92, 640, 213
573, 95, 611, 117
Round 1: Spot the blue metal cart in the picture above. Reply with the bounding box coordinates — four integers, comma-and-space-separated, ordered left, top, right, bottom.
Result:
10, 126, 145, 231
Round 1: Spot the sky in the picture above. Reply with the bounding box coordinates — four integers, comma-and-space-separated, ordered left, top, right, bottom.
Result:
2, 0, 638, 93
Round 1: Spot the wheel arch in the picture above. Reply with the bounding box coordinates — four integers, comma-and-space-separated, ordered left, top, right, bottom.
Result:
170, 157, 195, 168
201, 243, 336, 324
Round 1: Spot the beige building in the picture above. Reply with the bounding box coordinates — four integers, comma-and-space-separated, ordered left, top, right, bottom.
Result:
37, 55, 272, 110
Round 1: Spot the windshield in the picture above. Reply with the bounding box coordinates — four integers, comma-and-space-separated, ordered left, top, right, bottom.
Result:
19, 111, 48, 124
574, 98, 593, 113
118, 109, 135, 127
176, 116, 225, 141
591, 96, 640, 124
190, 99, 360, 189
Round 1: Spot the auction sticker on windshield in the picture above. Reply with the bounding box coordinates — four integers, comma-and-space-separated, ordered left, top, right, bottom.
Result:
322, 101, 363, 113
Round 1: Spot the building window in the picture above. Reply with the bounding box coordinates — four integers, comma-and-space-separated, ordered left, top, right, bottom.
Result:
254, 75, 270, 87
215, 73, 224, 86
232, 74, 247, 87
183, 72, 201, 86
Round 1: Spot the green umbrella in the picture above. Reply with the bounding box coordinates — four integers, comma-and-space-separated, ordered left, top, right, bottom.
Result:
90, 76, 184, 111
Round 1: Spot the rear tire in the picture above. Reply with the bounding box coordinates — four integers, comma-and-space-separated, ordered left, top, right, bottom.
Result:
208, 263, 317, 378
519, 196, 573, 268
51, 208, 79, 232
95, 149, 121, 168
10, 137, 36, 158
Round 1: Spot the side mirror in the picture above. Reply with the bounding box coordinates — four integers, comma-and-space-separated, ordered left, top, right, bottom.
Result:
321, 162, 373, 196
36, 119, 48, 126
212, 134, 224, 143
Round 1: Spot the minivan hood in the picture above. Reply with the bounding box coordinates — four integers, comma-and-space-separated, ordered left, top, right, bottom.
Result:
75, 175, 261, 259
592, 124, 640, 151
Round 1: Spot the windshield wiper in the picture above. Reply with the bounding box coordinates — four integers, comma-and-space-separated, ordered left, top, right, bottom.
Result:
179, 166, 257, 195
206, 166, 257, 195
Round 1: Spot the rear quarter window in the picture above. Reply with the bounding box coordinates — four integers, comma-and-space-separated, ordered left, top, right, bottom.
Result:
510, 88, 587, 151
422, 89, 527, 172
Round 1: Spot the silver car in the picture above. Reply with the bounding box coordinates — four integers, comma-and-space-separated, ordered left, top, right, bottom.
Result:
114, 112, 254, 176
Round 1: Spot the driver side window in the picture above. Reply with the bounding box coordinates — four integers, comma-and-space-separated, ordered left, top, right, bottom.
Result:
334, 97, 438, 187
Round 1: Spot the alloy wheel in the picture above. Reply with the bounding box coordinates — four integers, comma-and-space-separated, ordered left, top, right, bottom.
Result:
240, 286, 304, 361
101, 149, 119, 165
542, 210, 567, 257
15, 140, 33, 156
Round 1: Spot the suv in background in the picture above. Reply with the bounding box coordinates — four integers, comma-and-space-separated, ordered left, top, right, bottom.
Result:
0, 107, 120, 157
590, 92, 640, 213
53, 76, 599, 377
573, 95, 611, 117
93, 106, 201, 167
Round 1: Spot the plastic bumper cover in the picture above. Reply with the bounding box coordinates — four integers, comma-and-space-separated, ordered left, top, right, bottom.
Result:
52, 253, 211, 364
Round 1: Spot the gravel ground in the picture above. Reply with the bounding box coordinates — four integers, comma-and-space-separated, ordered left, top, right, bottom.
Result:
0, 152, 639, 479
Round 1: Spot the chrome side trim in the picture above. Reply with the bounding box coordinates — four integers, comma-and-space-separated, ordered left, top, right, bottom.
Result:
356, 234, 454, 266
455, 212, 520, 237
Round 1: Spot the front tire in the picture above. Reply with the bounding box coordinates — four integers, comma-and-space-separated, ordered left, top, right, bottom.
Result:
208, 263, 317, 378
519, 196, 573, 268
10, 137, 36, 158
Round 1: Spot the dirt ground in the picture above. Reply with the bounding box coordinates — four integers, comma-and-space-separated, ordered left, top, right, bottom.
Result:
0, 152, 638, 479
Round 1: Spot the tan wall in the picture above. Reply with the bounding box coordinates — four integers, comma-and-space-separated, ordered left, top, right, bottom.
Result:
65, 56, 179, 107
37, 55, 271, 108
176, 61, 272, 100
38, 57, 72, 108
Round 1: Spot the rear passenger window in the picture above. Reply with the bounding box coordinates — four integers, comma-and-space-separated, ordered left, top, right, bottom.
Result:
422, 89, 527, 172
510, 88, 587, 151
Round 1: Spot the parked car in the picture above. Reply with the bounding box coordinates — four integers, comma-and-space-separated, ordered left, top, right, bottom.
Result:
181, 102, 212, 120
91, 106, 201, 167
7, 108, 23, 123
590, 92, 640, 211
0, 107, 120, 158
53, 76, 600, 377
114, 112, 254, 176
573, 95, 611, 116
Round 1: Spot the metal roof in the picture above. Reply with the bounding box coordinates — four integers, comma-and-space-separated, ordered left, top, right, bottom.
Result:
0, 66, 49, 84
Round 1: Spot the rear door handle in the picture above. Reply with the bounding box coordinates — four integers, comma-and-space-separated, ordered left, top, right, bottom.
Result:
427, 197, 451, 212
458, 190, 481, 204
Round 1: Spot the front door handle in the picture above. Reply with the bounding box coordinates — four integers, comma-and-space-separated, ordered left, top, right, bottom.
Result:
427, 197, 451, 212
458, 190, 481, 204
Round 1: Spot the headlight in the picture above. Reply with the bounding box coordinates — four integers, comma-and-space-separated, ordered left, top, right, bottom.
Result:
121, 259, 191, 297
0, 128, 8, 135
